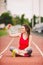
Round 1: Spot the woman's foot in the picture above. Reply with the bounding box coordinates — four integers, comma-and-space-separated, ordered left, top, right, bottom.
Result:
24, 53, 31, 57
12, 50, 16, 57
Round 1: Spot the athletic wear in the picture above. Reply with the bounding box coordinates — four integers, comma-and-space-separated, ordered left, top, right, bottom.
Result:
19, 33, 29, 50
10, 33, 32, 57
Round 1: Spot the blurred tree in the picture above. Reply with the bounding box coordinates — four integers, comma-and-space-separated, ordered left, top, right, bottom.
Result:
0, 12, 14, 25
23, 18, 30, 25
0, 12, 31, 27
14, 16, 21, 25
33, 15, 36, 26
20, 14, 25, 25
0, 16, 2, 24
41, 17, 43, 23
29, 20, 32, 28
13, 14, 30, 26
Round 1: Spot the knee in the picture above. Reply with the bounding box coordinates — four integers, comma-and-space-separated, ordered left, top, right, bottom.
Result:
10, 47, 14, 52
27, 48, 32, 54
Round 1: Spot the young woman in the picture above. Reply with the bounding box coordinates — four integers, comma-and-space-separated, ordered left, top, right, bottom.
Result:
9, 24, 32, 57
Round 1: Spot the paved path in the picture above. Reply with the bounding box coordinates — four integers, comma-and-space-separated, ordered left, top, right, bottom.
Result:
0, 34, 43, 65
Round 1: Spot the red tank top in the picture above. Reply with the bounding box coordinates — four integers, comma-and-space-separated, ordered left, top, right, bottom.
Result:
19, 33, 29, 50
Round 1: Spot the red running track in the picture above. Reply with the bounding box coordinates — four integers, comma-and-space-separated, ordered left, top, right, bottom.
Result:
0, 33, 43, 65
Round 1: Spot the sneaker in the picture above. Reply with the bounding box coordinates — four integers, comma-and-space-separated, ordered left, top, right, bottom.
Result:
12, 50, 16, 57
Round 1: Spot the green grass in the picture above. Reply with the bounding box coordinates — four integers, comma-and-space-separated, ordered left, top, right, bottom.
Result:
0, 29, 8, 37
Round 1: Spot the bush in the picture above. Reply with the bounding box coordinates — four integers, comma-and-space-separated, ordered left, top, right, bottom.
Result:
0, 12, 14, 25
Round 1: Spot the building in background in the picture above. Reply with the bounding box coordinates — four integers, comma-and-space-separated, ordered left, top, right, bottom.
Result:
0, 0, 7, 15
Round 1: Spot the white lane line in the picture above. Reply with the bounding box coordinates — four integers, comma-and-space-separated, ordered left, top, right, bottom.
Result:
32, 41, 43, 57
0, 38, 14, 59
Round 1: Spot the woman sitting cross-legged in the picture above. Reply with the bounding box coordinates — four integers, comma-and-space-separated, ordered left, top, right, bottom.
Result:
9, 24, 32, 57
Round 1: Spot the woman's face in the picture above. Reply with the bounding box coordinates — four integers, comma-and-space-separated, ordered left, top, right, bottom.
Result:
21, 26, 26, 33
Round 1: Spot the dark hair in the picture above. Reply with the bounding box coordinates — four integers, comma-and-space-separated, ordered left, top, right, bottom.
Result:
22, 24, 30, 37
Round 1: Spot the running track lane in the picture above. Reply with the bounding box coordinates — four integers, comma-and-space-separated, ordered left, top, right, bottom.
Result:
0, 34, 43, 65
32, 33, 43, 52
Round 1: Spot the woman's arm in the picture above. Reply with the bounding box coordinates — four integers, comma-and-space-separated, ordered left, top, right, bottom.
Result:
8, 29, 21, 37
